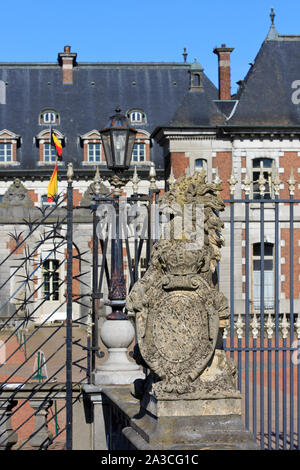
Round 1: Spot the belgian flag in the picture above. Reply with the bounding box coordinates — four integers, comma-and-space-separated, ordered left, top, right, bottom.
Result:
51, 130, 63, 160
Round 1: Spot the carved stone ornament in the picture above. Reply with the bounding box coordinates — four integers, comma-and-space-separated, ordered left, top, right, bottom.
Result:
126, 172, 237, 401
79, 180, 110, 206
1, 178, 33, 207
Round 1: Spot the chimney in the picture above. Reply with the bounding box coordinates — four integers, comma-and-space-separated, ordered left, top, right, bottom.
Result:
58, 45, 77, 85
213, 44, 234, 100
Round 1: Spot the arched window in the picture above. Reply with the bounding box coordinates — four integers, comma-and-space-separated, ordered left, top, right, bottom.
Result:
40, 110, 60, 125
127, 109, 147, 124
193, 74, 201, 87
252, 242, 274, 312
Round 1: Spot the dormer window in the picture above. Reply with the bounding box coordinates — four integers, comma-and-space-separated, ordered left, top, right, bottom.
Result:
0, 129, 20, 165
80, 130, 103, 165
189, 59, 204, 91
35, 129, 64, 165
44, 143, 57, 163
193, 74, 201, 87
40, 110, 60, 125
127, 109, 147, 124
0, 143, 12, 163
88, 143, 101, 163
130, 130, 151, 165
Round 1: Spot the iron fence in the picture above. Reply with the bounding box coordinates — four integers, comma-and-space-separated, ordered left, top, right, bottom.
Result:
222, 169, 300, 450
0, 174, 89, 450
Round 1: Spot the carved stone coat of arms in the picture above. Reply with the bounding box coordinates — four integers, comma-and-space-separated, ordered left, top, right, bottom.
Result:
127, 172, 238, 401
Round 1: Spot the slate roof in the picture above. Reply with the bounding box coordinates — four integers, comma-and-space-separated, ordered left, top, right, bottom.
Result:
0, 61, 210, 171
169, 74, 226, 127
228, 27, 300, 127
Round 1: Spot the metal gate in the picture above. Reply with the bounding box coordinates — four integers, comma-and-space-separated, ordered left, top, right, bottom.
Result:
0, 170, 89, 450
222, 169, 300, 450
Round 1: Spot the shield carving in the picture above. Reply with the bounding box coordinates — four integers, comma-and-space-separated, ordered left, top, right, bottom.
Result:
137, 277, 219, 396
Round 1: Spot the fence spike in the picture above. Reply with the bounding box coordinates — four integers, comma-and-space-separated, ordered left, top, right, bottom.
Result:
228, 168, 238, 194
131, 165, 140, 193
242, 171, 252, 196
214, 168, 222, 185
288, 168, 296, 196
272, 166, 282, 196
266, 312, 275, 339
236, 313, 244, 339
167, 167, 176, 189
251, 311, 260, 339
280, 312, 290, 339
149, 162, 158, 190
67, 162, 74, 183
295, 314, 300, 339
93, 165, 102, 195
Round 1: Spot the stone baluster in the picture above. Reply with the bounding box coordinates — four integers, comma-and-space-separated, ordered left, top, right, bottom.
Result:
0, 399, 18, 450
29, 398, 53, 450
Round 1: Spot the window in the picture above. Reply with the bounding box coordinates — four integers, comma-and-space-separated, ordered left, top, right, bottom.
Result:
193, 74, 201, 87
194, 158, 207, 172
252, 158, 273, 199
41, 195, 54, 207
43, 112, 56, 124
132, 143, 145, 163
40, 110, 60, 125
43, 143, 57, 163
88, 143, 101, 163
252, 242, 274, 311
127, 110, 146, 124
43, 260, 60, 301
0, 143, 12, 162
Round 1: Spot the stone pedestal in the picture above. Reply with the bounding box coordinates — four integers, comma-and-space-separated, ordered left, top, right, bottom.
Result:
92, 319, 144, 385
145, 393, 242, 418
101, 386, 258, 451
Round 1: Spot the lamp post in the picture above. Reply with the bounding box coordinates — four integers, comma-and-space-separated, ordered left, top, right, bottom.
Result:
92, 108, 144, 385
100, 107, 137, 320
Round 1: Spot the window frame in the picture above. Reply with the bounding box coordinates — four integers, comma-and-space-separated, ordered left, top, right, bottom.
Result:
252, 158, 273, 199
252, 242, 274, 313
0, 142, 13, 163
194, 158, 207, 172
88, 142, 101, 163
40, 110, 60, 126
42, 259, 60, 301
127, 109, 147, 125
43, 142, 58, 163
132, 142, 146, 163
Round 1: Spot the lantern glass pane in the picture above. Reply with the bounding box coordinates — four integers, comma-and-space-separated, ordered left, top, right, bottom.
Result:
112, 131, 127, 167
101, 132, 113, 167
126, 131, 136, 168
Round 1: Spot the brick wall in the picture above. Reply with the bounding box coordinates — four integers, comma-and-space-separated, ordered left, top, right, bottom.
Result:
213, 151, 232, 199
170, 152, 189, 178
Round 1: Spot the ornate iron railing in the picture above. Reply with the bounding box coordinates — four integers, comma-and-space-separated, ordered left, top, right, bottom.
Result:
0, 170, 89, 450
222, 168, 300, 450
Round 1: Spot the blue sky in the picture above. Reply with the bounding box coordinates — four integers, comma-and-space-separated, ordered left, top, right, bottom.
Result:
1, 0, 300, 92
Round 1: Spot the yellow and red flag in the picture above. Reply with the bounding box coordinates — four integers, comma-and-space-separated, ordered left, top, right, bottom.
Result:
47, 163, 58, 202
51, 131, 63, 160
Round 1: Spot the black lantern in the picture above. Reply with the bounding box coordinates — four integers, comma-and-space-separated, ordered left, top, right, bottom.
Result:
100, 107, 137, 171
